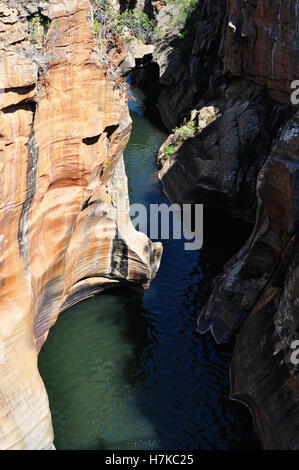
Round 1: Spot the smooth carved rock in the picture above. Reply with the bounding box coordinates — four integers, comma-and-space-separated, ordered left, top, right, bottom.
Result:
0, 0, 162, 450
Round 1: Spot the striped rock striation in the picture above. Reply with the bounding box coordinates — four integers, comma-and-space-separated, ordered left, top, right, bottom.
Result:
0, 0, 162, 450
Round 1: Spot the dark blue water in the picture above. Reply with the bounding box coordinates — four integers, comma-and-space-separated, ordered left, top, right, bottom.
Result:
38, 88, 259, 450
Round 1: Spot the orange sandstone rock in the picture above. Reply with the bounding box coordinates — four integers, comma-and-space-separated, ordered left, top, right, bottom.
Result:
0, 0, 162, 450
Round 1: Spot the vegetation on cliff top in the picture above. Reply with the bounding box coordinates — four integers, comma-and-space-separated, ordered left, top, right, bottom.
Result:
92, 0, 160, 45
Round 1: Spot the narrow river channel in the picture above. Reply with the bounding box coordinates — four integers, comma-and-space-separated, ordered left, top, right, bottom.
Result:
38, 87, 259, 450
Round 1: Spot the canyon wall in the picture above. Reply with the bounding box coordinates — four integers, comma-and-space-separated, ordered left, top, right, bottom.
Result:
1, 0, 298, 451
224, 0, 299, 102
0, 0, 161, 449
155, 0, 299, 449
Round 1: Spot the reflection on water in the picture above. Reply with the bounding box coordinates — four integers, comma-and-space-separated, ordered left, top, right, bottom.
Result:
38, 88, 259, 450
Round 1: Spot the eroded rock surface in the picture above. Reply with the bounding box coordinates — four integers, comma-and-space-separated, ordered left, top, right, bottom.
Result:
155, 0, 299, 449
153, 0, 226, 130
158, 81, 287, 221
151, 0, 299, 129
224, 0, 299, 102
0, 0, 162, 450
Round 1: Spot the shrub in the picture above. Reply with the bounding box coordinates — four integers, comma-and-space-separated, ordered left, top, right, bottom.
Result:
164, 119, 197, 159
91, 0, 159, 44
116, 9, 157, 42
28, 14, 50, 45
173, 120, 197, 142
164, 145, 176, 159
90, 0, 160, 94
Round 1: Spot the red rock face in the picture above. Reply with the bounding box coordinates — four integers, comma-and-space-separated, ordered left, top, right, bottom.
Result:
224, 0, 299, 102
0, 0, 162, 449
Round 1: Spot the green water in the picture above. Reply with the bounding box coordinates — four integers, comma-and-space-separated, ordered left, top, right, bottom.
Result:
38, 88, 259, 450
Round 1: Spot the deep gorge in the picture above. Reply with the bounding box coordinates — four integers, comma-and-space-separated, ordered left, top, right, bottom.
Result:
0, 0, 298, 451
38, 87, 259, 450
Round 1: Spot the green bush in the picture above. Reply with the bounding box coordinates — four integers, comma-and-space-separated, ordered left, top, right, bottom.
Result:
28, 14, 50, 45
92, 1, 159, 44
173, 120, 197, 142
164, 120, 197, 159
164, 145, 176, 159
116, 9, 156, 42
